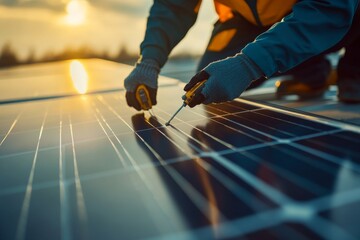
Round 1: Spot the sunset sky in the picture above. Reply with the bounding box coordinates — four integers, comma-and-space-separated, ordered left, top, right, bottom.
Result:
0, 0, 216, 60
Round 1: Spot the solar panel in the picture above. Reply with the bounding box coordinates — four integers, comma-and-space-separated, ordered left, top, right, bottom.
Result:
1, 60, 360, 240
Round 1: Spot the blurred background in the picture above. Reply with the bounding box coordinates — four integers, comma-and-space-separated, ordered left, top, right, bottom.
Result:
0, 0, 217, 80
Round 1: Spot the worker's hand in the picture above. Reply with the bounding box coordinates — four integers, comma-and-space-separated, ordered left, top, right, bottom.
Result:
184, 53, 264, 107
124, 58, 160, 110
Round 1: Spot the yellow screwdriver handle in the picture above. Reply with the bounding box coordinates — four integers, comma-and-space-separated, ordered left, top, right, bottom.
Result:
184, 79, 207, 105
135, 84, 152, 110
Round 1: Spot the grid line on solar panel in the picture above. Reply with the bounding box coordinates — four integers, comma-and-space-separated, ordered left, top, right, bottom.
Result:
197, 102, 260, 117
225, 113, 297, 139
185, 112, 274, 143
291, 143, 360, 173
223, 109, 337, 137
238, 98, 349, 131
92, 109, 130, 168
0, 113, 21, 145
295, 131, 360, 161
68, 115, 88, 234
58, 117, 71, 240
252, 109, 337, 131
15, 111, 47, 240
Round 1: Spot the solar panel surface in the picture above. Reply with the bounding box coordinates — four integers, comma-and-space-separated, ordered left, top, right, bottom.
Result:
0, 59, 360, 240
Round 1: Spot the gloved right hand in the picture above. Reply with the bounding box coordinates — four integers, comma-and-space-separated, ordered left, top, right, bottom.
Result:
184, 53, 264, 107
124, 58, 160, 111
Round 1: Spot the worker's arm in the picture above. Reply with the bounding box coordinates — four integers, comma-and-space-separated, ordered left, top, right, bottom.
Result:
125, 0, 201, 110
140, 0, 201, 67
187, 0, 359, 106
242, 0, 359, 77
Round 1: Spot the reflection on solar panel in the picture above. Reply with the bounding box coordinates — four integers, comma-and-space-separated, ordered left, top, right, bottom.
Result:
1, 60, 360, 240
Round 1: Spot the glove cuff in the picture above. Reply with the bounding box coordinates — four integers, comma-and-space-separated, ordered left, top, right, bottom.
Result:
201, 53, 264, 104
124, 58, 160, 91
136, 58, 160, 75
234, 53, 264, 81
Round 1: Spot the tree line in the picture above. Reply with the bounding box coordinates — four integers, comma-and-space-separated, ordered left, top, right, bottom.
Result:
0, 43, 198, 68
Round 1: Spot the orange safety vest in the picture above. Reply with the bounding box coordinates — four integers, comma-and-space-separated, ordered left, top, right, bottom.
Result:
214, 0, 297, 26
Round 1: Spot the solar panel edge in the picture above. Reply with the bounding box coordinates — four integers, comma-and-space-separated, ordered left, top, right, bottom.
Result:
239, 98, 360, 133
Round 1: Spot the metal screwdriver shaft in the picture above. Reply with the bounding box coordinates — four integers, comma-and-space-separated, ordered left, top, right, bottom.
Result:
165, 79, 208, 126
165, 103, 185, 126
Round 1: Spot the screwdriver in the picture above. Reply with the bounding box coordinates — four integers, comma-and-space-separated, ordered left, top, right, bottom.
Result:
165, 79, 207, 126
136, 84, 154, 114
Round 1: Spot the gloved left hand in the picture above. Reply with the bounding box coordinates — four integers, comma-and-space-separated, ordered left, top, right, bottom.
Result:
124, 58, 160, 110
184, 53, 264, 107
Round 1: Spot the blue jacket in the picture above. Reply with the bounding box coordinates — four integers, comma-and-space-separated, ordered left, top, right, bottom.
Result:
141, 0, 359, 77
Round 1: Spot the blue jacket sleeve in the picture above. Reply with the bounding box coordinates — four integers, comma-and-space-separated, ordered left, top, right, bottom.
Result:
140, 0, 201, 67
242, 0, 359, 77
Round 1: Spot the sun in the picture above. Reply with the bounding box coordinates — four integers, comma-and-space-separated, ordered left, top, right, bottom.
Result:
65, 0, 87, 26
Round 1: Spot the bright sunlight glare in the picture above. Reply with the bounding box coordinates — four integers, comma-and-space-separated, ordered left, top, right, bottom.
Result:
65, 0, 87, 26
70, 60, 88, 94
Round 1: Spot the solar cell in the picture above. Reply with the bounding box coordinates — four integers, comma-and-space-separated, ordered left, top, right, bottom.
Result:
1, 60, 360, 240
320, 200, 360, 239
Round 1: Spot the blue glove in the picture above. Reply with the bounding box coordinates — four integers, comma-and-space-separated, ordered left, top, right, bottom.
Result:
184, 53, 264, 107
124, 58, 160, 110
